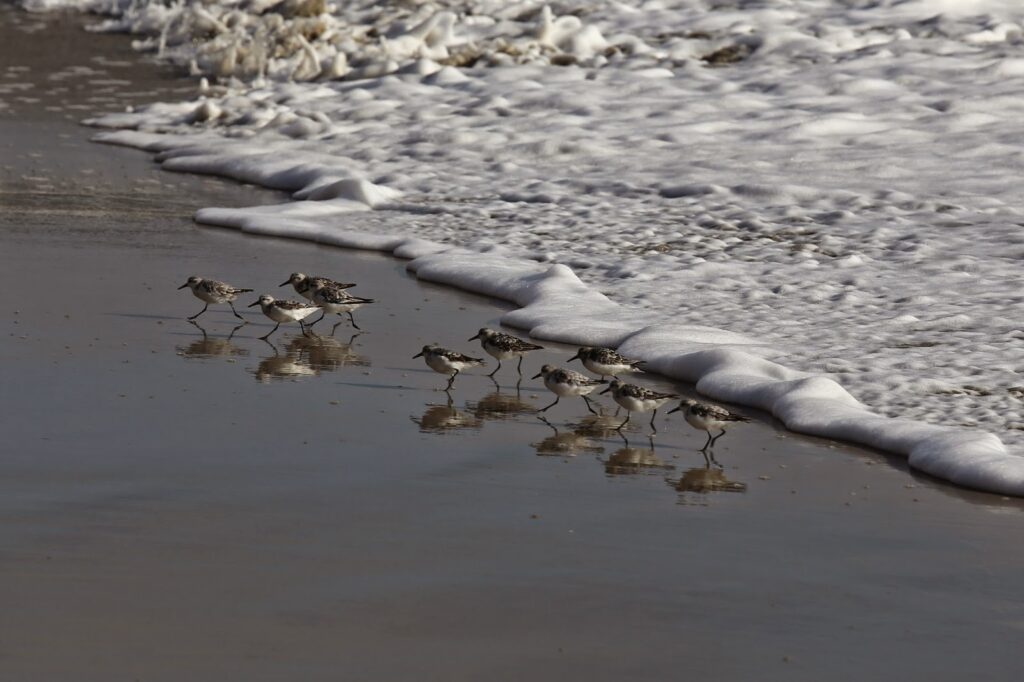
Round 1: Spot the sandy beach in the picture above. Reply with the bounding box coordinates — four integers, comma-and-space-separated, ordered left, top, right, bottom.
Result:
2, 6, 1024, 681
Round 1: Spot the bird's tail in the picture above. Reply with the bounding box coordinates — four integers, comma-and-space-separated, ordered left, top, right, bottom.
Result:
236, 288, 255, 293
631, 360, 647, 371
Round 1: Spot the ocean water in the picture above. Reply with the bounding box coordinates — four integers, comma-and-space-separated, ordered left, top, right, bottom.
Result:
15, 0, 1024, 494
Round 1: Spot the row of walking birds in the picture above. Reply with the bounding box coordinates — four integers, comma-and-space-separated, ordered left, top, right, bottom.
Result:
178, 273, 749, 449
418, 332, 750, 448
178, 272, 374, 338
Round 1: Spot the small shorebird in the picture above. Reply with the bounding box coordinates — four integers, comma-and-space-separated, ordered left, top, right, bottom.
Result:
531, 364, 606, 414
280, 272, 357, 301
468, 328, 544, 377
600, 380, 679, 433
308, 281, 375, 331
413, 344, 486, 391
177, 276, 252, 321
247, 294, 320, 340
669, 399, 749, 450
567, 346, 645, 380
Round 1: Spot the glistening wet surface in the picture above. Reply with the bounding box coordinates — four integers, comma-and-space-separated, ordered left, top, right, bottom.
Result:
1, 6, 1023, 681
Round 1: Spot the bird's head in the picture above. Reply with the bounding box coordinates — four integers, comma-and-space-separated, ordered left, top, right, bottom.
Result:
248, 294, 274, 308
531, 363, 556, 380
567, 347, 590, 363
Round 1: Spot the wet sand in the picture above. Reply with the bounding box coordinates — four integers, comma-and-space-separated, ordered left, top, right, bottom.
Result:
2, 7, 1024, 681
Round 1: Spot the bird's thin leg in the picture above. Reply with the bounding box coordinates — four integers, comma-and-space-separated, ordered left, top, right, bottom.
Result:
517, 356, 524, 375
616, 412, 631, 431
188, 303, 209, 321
189, 320, 207, 338
702, 449, 712, 467
308, 311, 325, 328
259, 322, 280, 341
331, 321, 343, 337
445, 369, 460, 391
582, 395, 598, 415
227, 323, 244, 341
489, 374, 501, 389
614, 406, 621, 417
709, 429, 726, 447
649, 409, 659, 434
488, 360, 502, 378
228, 301, 245, 320
538, 396, 560, 412
701, 431, 713, 451
347, 311, 361, 330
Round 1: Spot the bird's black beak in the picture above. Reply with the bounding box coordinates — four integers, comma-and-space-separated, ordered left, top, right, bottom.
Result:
530, 372, 542, 380
668, 406, 680, 414
567, 350, 581, 362
177, 283, 188, 290
468, 333, 480, 341
599, 386, 611, 395
247, 300, 260, 308
279, 279, 290, 287
412, 351, 424, 359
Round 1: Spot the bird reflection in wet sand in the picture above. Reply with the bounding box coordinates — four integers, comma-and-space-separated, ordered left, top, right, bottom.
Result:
178, 321, 249, 359
532, 416, 604, 457
252, 336, 317, 383
466, 385, 536, 421
570, 410, 631, 439
671, 465, 747, 500
295, 332, 369, 372
603, 437, 673, 476
252, 333, 369, 382
412, 395, 484, 434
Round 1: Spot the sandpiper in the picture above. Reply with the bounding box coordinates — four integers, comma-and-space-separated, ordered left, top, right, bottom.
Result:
308, 281, 375, 331
531, 364, 606, 414
177, 276, 252, 321
280, 272, 357, 301
668, 399, 749, 450
567, 346, 645, 380
468, 328, 544, 377
600, 380, 679, 433
413, 344, 486, 391
247, 294, 320, 340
